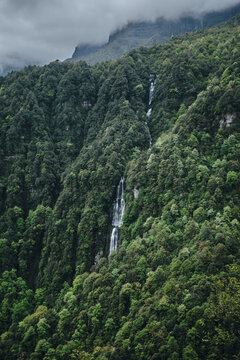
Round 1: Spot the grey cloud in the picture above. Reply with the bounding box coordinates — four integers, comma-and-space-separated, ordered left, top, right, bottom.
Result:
0, 0, 239, 72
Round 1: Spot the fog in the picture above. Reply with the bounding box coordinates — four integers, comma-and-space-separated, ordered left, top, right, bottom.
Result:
0, 0, 239, 71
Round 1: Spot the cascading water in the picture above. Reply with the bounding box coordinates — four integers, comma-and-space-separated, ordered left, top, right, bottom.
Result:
148, 74, 156, 106
109, 177, 125, 256
146, 74, 157, 148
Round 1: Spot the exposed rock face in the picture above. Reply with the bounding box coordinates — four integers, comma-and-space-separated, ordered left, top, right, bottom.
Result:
219, 114, 236, 128
133, 187, 139, 199
70, 4, 240, 65
94, 251, 103, 265
71, 44, 101, 60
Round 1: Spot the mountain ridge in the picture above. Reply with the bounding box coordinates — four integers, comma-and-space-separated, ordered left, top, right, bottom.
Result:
70, 3, 240, 64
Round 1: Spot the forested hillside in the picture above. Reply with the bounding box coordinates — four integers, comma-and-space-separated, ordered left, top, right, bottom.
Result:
0, 15, 240, 360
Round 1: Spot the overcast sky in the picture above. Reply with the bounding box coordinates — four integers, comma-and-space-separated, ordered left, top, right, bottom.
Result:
0, 0, 239, 71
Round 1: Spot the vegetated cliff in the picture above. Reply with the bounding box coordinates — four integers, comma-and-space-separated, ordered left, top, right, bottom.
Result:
70, 3, 240, 64
0, 15, 240, 360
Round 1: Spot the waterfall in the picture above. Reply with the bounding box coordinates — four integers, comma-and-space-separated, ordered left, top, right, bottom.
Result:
146, 74, 157, 148
109, 177, 125, 256
148, 74, 156, 106
146, 108, 152, 118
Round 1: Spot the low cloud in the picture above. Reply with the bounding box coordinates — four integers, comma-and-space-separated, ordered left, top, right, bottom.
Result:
0, 0, 239, 71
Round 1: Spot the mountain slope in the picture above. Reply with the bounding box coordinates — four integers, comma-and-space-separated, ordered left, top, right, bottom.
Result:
70, 3, 240, 65
0, 16, 240, 360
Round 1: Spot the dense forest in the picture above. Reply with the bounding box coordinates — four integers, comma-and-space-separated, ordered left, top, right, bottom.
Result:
0, 14, 240, 360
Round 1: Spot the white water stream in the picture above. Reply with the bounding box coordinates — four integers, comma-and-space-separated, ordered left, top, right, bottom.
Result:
146, 74, 157, 148
109, 177, 125, 256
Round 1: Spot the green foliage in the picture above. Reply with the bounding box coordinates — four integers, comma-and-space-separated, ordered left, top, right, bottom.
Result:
0, 15, 240, 360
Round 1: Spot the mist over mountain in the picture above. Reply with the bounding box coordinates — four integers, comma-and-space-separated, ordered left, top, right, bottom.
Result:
1, 0, 240, 74
70, 3, 240, 64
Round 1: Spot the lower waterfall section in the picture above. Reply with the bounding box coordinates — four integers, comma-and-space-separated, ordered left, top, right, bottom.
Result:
109, 177, 125, 256
109, 227, 118, 254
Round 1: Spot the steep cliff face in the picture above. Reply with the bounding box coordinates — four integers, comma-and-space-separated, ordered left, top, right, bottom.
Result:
71, 44, 101, 60
70, 3, 240, 65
